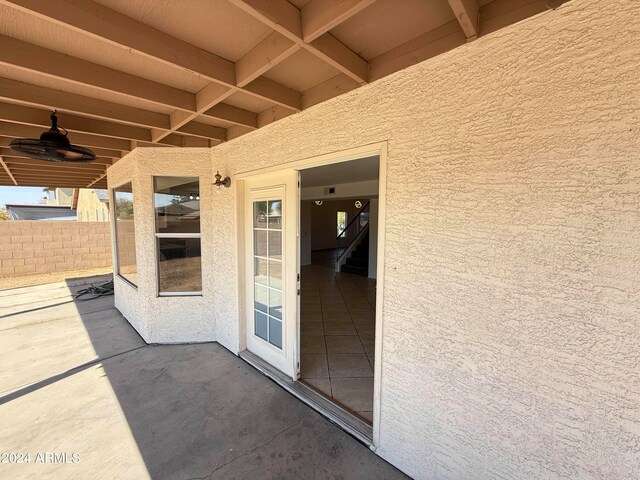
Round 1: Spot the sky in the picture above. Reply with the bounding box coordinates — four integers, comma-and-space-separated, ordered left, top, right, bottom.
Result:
0, 186, 48, 208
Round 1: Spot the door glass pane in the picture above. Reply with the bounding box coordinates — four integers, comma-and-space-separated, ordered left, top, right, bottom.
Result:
255, 311, 268, 341
252, 198, 284, 350
268, 260, 282, 289
268, 200, 281, 217
269, 288, 282, 320
254, 201, 268, 228
268, 318, 282, 348
254, 230, 267, 257
255, 284, 268, 313
254, 258, 268, 285
268, 231, 282, 259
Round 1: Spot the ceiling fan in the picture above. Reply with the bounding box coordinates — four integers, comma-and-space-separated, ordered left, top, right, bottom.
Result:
10, 110, 96, 163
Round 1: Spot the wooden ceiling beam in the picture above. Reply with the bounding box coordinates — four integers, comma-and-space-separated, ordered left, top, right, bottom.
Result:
87, 172, 107, 188
301, 0, 376, 43
0, 156, 18, 185
228, 0, 368, 84
302, 73, 360, 109
0, 77, 171, 130
0, 35, 197, 112
12, 167, 104, 179
368, 20, 466, 82
0, 121, 131, 151
2, 0, 236, 86
10, 178, 107, 188
175, 122, 226, 142
235, 32, 299, 87
1, 0, 302, 114
0, 101, 153, 142
447, 0, 480, 41
2, 154, 113, 167
230, 0, 302, 39
257, 105, 296, 128
204, 104, 258, 130
151, 83, 236, 144
243, 77, 302, 111
0, 77, 258, 133
307, 34, 367, 83
5, 168, 108, 179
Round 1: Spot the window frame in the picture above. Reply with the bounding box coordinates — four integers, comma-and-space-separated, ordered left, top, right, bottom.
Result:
152, 176, 203, 297
111, 180, 138, 289
337, 210, 348, 238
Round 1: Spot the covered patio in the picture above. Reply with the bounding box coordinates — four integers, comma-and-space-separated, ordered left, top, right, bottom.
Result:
1, 0, 638, 479
0, 276, 406, 479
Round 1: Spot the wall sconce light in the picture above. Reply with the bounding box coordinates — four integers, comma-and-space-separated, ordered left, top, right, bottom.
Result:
314, 200, 323, 206
214, 171, 231, 189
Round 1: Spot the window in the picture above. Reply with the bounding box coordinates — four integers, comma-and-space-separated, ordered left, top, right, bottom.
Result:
337, 211, 347, 237
154, 177, 201, 295
113, 182, 137, 287
252, 199, 283, 349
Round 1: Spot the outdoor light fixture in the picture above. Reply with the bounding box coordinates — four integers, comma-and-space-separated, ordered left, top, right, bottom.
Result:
214, 171, 231, 189
9, 110, 96, 163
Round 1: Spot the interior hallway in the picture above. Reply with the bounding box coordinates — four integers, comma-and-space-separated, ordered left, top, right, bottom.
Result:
300, 264, 376, 424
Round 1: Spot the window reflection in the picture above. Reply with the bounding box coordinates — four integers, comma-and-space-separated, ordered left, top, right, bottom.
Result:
113, 182, 137, 286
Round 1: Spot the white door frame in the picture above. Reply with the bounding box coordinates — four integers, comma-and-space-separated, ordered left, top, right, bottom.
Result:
242, 171, 299, 379
235, 141, 388, 447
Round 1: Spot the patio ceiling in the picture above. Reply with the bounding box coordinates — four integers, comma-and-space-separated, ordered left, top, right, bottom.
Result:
0, 0, 562, 189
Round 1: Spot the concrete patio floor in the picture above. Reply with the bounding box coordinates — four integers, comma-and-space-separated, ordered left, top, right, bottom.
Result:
0, 276, 408, 480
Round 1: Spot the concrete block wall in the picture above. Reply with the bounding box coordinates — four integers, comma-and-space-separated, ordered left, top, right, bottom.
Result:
0, 221, 112, 277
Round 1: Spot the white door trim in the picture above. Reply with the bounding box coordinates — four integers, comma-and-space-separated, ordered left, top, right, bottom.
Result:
242, 172, 298, 379
235, 141, 388, 448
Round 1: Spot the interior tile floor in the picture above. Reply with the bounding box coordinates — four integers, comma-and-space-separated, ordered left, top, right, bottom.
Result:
300, 263, 376, 424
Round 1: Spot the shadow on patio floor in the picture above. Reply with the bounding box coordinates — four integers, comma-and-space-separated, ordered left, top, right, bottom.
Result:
0, 275, 407, 479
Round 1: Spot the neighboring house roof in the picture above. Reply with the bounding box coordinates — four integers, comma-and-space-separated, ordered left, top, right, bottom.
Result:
5, 204, 77, 221
94, 189, 109, 202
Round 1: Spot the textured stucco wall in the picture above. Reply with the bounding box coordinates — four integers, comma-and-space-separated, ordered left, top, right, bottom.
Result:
107, 148, 216, 343
204, 1, 639, 478
107, 0, 639, 478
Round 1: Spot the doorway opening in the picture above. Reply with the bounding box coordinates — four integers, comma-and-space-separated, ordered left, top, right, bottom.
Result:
298, 156, 379, 425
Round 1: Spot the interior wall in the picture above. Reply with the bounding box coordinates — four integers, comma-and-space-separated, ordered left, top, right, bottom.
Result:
300, 201, 312, 266
368, 199, 378, 280
205, 1, 640, 478
308, 199, 366, 251
301, 179, 379, 201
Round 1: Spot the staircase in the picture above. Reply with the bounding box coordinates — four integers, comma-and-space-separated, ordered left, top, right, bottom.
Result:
340, 232, 369, 276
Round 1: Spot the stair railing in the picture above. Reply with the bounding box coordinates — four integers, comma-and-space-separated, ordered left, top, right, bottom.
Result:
336, 201, 370, 266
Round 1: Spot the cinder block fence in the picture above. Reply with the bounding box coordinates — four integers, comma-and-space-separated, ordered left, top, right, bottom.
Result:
0, 221, 112, 277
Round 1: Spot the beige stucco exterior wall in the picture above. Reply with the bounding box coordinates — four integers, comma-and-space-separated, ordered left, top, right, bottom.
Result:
77, 189, 109, 222
106, 1, 639, 478
205, 1, 639, 478
107, 148, 216, 343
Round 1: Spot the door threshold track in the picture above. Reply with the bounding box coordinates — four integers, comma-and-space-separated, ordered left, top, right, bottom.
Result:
240, 350, 373, 446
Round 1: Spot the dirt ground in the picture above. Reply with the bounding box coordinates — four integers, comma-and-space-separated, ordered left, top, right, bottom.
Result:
0, 267, 113, 290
